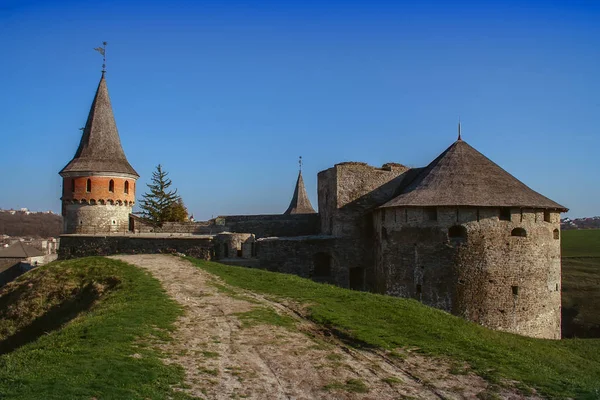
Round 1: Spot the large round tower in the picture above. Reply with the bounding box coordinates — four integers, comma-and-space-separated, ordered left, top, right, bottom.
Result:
59, 71, 139, 234
373, 136, 567, 339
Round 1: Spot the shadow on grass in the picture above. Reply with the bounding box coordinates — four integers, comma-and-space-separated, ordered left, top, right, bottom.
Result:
0, 280, 118, 355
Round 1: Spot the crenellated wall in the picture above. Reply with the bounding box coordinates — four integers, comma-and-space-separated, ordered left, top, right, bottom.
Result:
373, 206, 562, 339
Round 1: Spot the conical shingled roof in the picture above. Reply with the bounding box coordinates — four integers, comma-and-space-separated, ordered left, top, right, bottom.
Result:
284, 171, 317, 214
382, 139, 567, 211
60, 73, 138, 177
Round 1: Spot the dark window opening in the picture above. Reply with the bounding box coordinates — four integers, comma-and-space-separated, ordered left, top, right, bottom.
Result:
124, 181, 129, 194
382, 226, 388, 240
512, 285, 519, 295
553, 229, 559, 240
499, 207, 511, 221
544, 210, 552, 223
237, 248, 242, 257
71, 179, 75, 192
313, 253, 332, 277
555, 283, 559, 291
416, 284, 422, 296
448, 225, 467, 239
86, 179, 92, 192
424, 207, 437, 221
511, 227, 527, 237
109, 179, 115, 193
476, 208, 480, 222
349, 267, 364, 290
223, 243, 229, 258
381, 210, 385, 222
405, 208, 408, 223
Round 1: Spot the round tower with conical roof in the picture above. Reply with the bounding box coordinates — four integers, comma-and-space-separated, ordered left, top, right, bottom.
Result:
59, 72, 139, 234
373, 138, 567, 339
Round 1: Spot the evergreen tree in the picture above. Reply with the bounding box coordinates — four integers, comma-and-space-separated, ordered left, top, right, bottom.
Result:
167, 198, 188, 222
139, 164, 181, 226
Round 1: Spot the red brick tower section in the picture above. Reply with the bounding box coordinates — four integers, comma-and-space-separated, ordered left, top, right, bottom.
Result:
59, 72, 139, 234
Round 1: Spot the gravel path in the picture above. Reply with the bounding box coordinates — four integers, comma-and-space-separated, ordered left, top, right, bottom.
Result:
112, 254, 530, 400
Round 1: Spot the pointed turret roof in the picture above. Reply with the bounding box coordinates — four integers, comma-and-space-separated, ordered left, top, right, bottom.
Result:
382, 139, 567, 211
60, 73, 138, 177
284, 171, 317, 214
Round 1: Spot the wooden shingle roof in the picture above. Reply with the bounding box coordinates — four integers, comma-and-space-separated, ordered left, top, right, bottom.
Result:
284, 171, 317, 215
60, 73, 138, 178
382, 139, 567, 211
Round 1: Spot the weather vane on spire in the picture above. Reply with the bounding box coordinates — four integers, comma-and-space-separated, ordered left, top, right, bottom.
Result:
458, 117, 462, 141
299, 156, 303, 172
94, 41, 107, 73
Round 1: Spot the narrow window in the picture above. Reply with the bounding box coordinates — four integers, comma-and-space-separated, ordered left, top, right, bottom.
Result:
382, 226, 388, 240
237, 248, 242, 257
124, 180, 129, 194
424, 207, 437, 221
553, 229, 559, 240
404, 208, 408, 223
512, 285, 519, 296
416, 284, 422, 296
86, 179, 92, 192
448, 225, 467, 239
109, 179, 115, 193
476, 208, 480, 222
71, 179, 75, 192
544, 210, 552, 223
313, 253, 332, 277
381, 210, 385, 222
511, 228, 527, 237
499, 207, 511, 221
223, 243, 229, 258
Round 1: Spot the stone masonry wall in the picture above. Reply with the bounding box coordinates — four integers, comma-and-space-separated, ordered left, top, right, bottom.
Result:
374, 206, 562, 339
132, 214, 320, 238
64, 204, 132, 234
58, 235, 213, 260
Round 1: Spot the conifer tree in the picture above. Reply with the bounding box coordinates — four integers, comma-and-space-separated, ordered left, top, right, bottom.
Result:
139, 164, 182, 226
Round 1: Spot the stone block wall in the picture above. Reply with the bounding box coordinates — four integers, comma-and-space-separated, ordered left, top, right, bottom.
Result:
58, 235, 213, 260
63, 203, 133, 234
374, 206, 562, 339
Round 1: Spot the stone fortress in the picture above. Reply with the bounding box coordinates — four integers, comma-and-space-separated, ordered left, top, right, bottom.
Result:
59, 70, 567, 340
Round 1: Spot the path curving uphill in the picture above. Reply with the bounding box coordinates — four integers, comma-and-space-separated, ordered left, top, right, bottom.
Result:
111, 254, 532, 400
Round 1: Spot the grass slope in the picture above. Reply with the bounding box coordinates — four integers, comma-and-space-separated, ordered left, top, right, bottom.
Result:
0, 257, 192, 400
189, 257, 600, 399
562, 229, 600, 258
561, 229, 600, 338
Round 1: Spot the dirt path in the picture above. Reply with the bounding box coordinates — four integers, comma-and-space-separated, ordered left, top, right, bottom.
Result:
112, 255, 529, 400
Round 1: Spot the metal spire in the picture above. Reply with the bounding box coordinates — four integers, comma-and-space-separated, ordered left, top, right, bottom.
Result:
458, 117, 462, 141
299, 156, 303, 172
94, 41, 107, 74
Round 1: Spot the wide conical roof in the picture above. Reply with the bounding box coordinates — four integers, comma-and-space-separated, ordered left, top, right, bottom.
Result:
60, 73, 138, 177
284, 171, 317, 214
382, 139, 567, 211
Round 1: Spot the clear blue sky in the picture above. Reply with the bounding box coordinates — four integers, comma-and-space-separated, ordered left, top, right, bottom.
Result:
1, 0, 598, 219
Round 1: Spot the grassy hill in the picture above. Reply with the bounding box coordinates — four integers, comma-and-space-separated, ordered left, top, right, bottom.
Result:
561, 229, 600, 338
188, 257, 600, 399
0, 257, 192, 400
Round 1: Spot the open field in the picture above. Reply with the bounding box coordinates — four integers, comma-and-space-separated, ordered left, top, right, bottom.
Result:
188, 257, 600, 399
0, 257, 192, 400
561, 229, 600, 338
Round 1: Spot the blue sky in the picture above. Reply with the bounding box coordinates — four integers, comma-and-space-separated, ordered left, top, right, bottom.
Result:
1, 0, 598, 219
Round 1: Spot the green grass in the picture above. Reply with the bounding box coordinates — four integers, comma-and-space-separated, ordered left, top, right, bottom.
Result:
323, 378, 369, 393
562, 229, 600, 257
234, 307, 296, 330
188, 258, 600, 399
0, 257, 193, 400
561, 229, 600, 338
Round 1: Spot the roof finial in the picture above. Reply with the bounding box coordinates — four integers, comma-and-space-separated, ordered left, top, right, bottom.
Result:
299, 156, 303, 173
94, 41, 107, 74
457, 117, 462, 141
